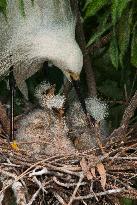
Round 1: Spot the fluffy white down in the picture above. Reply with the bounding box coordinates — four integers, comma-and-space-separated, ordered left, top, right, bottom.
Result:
16, 109, 75, 157
86, 97, 108, 121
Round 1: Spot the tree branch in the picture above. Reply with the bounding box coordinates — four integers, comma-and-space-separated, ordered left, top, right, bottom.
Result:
70, 0, 97, 96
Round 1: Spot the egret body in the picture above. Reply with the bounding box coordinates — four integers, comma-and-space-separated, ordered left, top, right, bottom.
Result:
0, 0, 83, 97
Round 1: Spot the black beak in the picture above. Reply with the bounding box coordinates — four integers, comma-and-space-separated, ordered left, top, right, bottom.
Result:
72, 79, 87, 115
71, 79, 95, 126
9, 66, 15, 142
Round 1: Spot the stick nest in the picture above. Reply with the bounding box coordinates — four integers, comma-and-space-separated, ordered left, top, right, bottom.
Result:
0, 87, 137, 205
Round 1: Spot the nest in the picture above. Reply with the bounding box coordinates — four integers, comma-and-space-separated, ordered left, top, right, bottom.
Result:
0, 85, 137, 205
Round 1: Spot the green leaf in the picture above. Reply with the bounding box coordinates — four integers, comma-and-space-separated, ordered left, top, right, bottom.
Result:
118, 8, 133, 67
0, 0, 7, 8
131, 22, 137, 67
109, 35, 119, 69
19, 0, 25, 16
31, 0, 34, 6
84, 0, 108, 18
0, 0, 7, 15
122, 198, 133, 205
87, 12, 111, 47
111, 0, 129, 25
87, 24, 111, 47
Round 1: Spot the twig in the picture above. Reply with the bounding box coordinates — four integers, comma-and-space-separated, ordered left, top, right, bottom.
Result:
53, 176, 86, 188
0, 102, 10, 135
12, 181, 27, 205
109, 157, 137, 160
29, 167, 48, 177
108, 90, 137, 143
94, 122, 105, 155
0, 193, 4, 205
68, 172, 84, 205
121, 90, 137, 128
32, 176, 47, 194
27, 188, 41, 205
87, 32, 112, 54
75, 188, 125, 200
70, 0, 97, 96
54, 192, 67, 205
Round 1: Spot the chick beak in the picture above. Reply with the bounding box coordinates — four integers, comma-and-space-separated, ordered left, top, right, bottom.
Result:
70, 73, 95, 126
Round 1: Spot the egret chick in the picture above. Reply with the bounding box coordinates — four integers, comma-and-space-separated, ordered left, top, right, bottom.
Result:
66, 98, 108, 150
16, 82, 75, 158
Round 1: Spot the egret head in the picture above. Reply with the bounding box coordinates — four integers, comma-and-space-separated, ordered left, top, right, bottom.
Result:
50, 41, 92, 120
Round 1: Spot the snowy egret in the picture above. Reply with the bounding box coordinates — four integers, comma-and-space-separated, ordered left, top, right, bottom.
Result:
0, 0, 83, 96
0, 0, 94, 142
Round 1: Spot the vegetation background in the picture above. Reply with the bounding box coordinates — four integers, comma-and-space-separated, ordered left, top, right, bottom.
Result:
0, 0, 137, 205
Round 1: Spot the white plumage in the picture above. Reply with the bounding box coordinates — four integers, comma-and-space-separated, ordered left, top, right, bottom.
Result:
0, 0, 83, 98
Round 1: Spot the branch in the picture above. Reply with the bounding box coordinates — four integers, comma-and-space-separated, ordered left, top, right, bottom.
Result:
70, 0, 97, 96
54, 192, 68, 205
27, 188, 41, 205
0, 102, 10, 136
108, 90, 137, 143
121, 90, 137, 128
12, 181, 27, 205
68, 172, 84, 205
87, 32, 112, 54
75, 188, 125, 200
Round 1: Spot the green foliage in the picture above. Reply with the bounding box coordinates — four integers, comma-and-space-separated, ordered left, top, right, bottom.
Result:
131, 22, 137, 67
84, 0, 108, 19
118, 7, 133, 67
111, 0, 129, 25
122, 198, 134, 205
84, 0, 137, 74
109, 33, 119, 69
31, 0, 34, 6
19, 0, 25, 16
0, 0, 6, 8
87, 12, 112, 46
0, 0, 7, 15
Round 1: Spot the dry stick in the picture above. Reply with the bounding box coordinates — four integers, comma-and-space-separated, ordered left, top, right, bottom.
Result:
0, 102, 10, 135
94, 122, 106, 155
0, 192, 4, 204
54, 192, 68, 205
0, 156, 62, 195
108, 90, 137, 143
0, 159, 81, 195
109, 157, 137, 160
32, 176, 47, 194
75, 188, 125, 200
122, 189, 137, 200
12, 181, 27, 205
121, 90, 137, 128
53, 176, 86, 188
68, 172, 84, 205
70, 0, 97, 96
27, 188, 41, 205
107, 174, 132, 190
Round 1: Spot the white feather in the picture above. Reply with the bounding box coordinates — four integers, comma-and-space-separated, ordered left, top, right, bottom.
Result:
0, 0, 83, 97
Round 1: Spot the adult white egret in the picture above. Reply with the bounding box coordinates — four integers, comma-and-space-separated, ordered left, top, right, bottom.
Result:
0, 0, 94, 142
